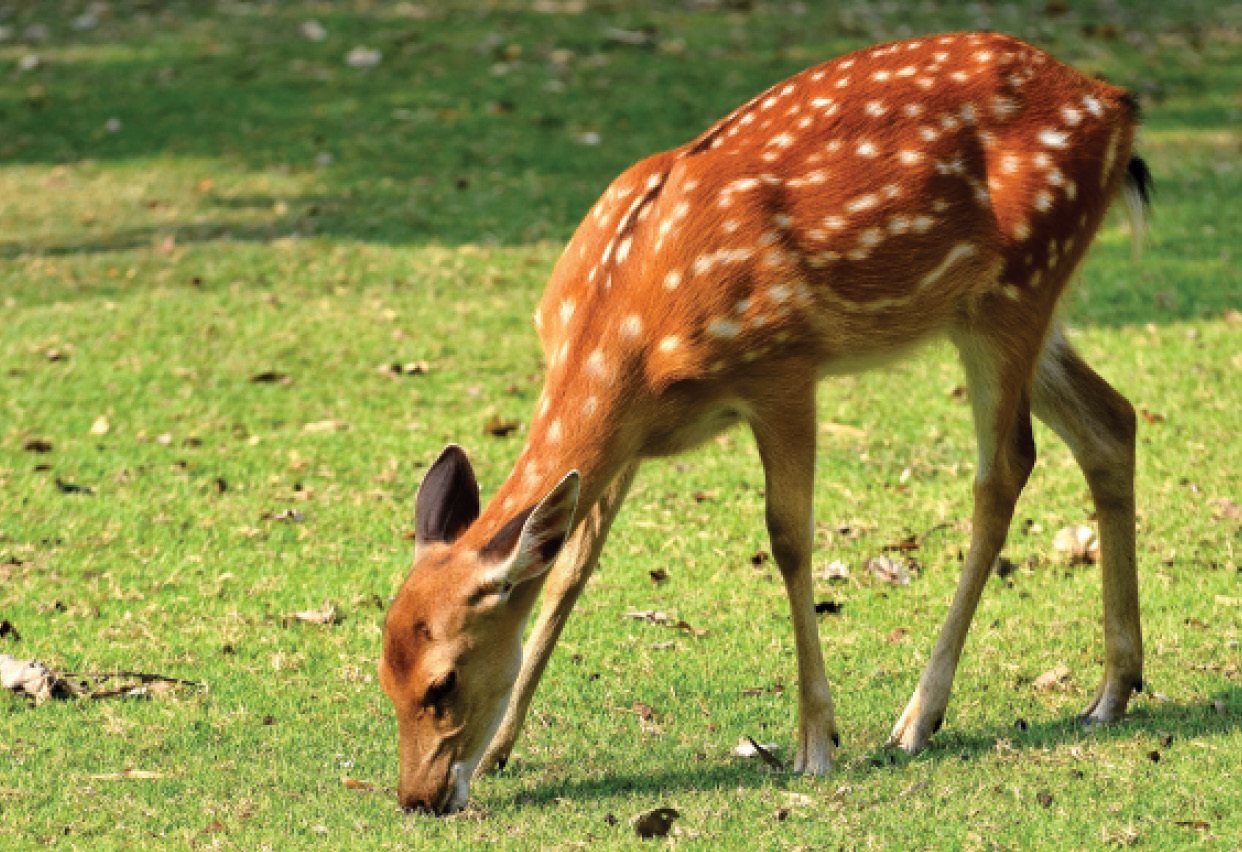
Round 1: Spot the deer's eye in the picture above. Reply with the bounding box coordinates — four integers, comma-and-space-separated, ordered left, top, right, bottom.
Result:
422, 670, 457, 710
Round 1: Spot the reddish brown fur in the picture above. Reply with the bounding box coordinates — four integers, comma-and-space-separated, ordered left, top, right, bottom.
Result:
382, 31, 1145, 814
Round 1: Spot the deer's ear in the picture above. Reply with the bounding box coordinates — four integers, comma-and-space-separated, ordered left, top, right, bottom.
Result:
414, 445, 480, 552
480, 471, 580, 592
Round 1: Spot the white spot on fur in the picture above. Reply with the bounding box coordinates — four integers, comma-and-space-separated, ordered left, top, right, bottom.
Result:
898, 149, 923, 165
1083, 94, 1103, 117
657, 336, 679, 353
586, 349, 607, 378
1034, 190, 1053, 212
911, 214, 934, 233
864, 100, 887, 117
1038, 128, 1069, 148
902, 103, 924, 118
1013, 220, 1031, 240
706, 318, 740, 339
856, 141, 879, 158
559, 299, 575, 324
582, 396, 598, 417
823, 215, 846, 230
547, 419, 563, 443
663, 269, 682, 290
845, 193, 879, 213
616, 236, 632, 263
858, 227, 883, 248
620, 314, 642, 339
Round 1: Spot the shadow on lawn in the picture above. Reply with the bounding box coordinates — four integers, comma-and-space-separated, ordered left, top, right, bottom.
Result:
499, 688, 1240, 808
861, 686, 1242, 770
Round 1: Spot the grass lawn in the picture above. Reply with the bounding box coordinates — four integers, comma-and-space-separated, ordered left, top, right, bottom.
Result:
2, 1, 1239, 848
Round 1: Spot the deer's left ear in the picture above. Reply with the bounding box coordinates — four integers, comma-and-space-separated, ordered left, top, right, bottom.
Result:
480, 471, 580, 592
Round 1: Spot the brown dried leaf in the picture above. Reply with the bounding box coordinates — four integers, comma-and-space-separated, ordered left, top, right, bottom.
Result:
250, 371, 291, 385
1053, 524, 1099, 565
885, 627, 908, 644
1, 654, 82, 702
483, 413, 520, 437
88, 769, 166, 781
817, 559, 850, 581
814, 600, 843, 615
22, 438, 53, 453
633, 806, 679, 838
866, 555, 911, 586
648, 568, 668, 585
342, 776, 376, 791
1033, 663, 1072, 691
287, 601, 338, 626
303, 419, 348, 433
742, 735, 784, 769
1209, 497, 1241, 523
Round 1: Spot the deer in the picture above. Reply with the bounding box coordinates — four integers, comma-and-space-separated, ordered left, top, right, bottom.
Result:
379, 31, 1151, 814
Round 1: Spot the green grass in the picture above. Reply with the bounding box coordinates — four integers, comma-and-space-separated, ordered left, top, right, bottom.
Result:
2, 1, 1239, 848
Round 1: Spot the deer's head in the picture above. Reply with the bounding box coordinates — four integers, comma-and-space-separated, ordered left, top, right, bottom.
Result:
379, 446, 579, 814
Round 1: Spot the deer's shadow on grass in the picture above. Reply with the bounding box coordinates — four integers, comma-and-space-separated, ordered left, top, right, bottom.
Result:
497, 689, 1241, 808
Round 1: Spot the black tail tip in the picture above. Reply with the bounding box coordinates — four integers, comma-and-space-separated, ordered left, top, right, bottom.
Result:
1127, 156, 1154, 207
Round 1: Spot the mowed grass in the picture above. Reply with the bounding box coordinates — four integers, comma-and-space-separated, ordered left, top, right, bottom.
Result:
1, 1, 1239, 848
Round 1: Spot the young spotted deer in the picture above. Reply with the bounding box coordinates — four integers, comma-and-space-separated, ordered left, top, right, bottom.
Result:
380, 31, 1150, 813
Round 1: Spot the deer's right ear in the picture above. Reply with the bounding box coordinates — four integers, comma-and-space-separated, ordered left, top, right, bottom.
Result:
414, 445, 480, 553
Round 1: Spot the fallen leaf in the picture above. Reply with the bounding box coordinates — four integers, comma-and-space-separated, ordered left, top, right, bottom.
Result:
379, 361, 430, 378
286, 601, 338, 626
90, 415, 110, 435
750, 549, 770, 566
625, 610, 669, 625
885, 627, 907, 644
55, 478, 95, 495
301, 19, 327, 41
993, 556, 1019, 577
22, 438, 52, 453
345, 46, 382, 68
648, 568, 668, 585
1209, 497, 1241, 523
817, 559, 850, 581
1, 654, 81, 702
1037, 791, 1054, 808
1033, 663, 1072, 691
734, 736, 784, 769
483, 414, 520, 437
882, 534, 919, 553
1139, 408, 1164, 424
341, 776, 376, 791
88, 769, 166, 781
633, 807, 679, 838
262, 508, 304, 523
814, 600, 843, 615
250, 371, 291, 385
632, 701, 655, 721
691, 489, 717, 503
303, 419, 348, 433
866, 555, 911, 586
1053, 524, 1099, 565
1174, 820, 1210, 831
0, 620, 20, 641
604, 25, 658, 46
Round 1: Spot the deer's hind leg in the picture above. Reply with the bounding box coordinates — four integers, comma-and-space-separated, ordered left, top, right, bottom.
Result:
889, 305, 1044, 753
1033, 325, 1142, 723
